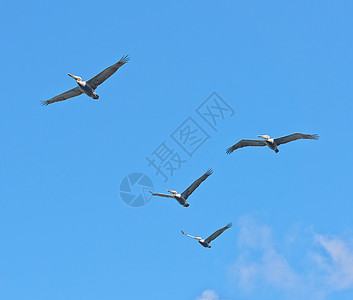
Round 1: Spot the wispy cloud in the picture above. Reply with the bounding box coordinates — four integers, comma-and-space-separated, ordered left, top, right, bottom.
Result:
195, 290, 220, 300
231, 216, 353, 299
233, 217, 300, 291
313, 234, 353, 289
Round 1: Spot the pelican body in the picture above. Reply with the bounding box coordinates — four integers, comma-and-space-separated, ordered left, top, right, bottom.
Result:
169, 191, 190, 207
198, 240, 212, 248
150, 169, 213, 207
150, 190, 190, 207
68, 74, 99, 99
258, 135, 279, 153
182, 235, 211, 247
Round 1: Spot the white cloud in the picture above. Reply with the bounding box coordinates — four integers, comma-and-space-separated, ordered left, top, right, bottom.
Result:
195, 290, 220, 300
233, 217, 299, 291
231, 216, 353, 299
313, 234, 353, 289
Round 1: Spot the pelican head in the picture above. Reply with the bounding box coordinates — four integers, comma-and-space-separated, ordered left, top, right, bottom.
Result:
167, 190, 178, 195
67, 73, 82, 82
258, 135, 271, 140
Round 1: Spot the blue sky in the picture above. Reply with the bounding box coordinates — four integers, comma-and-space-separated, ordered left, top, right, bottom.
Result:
1, 1, 353, 299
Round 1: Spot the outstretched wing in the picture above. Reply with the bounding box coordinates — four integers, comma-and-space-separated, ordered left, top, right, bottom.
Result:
274, 133, 319, 146
204, 223, 232, 244
226, 139, 266, 154
150, 192, 175, 199
87, 55, 129, 90
181, 169, 213, 200
41, 87, 82, 106
181, 230, 199, 240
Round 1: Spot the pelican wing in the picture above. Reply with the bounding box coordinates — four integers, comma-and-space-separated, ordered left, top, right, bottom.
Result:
150, 192, 175, 199
87, 55, 129, 90
181, 169, 213, 200
226, 139, 266, 154
41, 87, 83, 106
204, 223, 232, 244
274, 133, 319, 146
181, 230, 199, 240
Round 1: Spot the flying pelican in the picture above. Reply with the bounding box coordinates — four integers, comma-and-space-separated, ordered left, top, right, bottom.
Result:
181, 223, 232, 248
226, 133, 319, 154
150, 169, 213, 207
41, 55, 129, 106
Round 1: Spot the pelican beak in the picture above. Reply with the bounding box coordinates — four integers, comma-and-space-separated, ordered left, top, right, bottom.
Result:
167, 190, 176, 194
258, 135, 265, 139
67, 73, 80, 80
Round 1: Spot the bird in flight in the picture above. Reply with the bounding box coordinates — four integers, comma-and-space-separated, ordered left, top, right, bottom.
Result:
181, 223, 232, 248
41, 55, 129, 106
150, 169, 213, 207
226, 133, 319, 154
